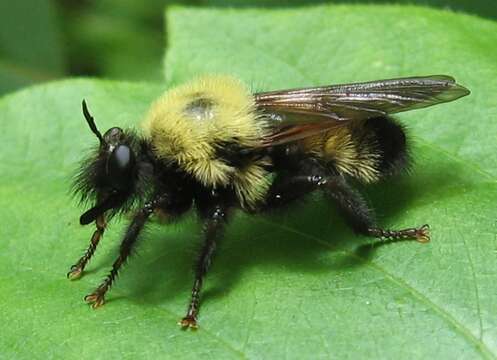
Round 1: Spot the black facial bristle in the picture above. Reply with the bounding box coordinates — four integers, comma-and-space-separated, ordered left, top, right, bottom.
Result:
82, 99, 105, 146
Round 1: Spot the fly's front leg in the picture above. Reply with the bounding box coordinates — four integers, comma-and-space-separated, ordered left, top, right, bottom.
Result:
67, 214, 106, 280
84, 197, 162, 308
179, 206, 227, 329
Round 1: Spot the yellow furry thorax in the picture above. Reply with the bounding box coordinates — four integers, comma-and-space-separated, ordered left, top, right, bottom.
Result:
141, 75, 271, 209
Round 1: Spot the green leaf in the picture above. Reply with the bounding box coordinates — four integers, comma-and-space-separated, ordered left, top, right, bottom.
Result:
0, 0, 66, 95
1, 4, 497, 359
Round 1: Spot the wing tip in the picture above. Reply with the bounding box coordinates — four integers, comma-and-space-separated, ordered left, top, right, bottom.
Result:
444, 79, 471, 101
453, 84, 471, 98
427, 75, 470, 101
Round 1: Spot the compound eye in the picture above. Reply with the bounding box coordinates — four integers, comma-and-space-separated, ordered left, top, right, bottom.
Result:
107, 145, 135, 190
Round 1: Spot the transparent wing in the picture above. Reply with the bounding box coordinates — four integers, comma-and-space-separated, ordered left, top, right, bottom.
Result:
255, 75, 470, 146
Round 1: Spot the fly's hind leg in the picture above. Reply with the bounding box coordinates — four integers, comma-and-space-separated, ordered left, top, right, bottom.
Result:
366, 225, 430, 243
320, 175, 430, 243
261, 163, 429, 243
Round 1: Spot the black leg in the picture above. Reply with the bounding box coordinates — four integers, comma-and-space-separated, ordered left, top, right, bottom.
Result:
262, 170, 429, 243
67, 214, 106, 280
179, 206, 228, 329
84, 199, 157, 308
366, 225, 430, 243
260, 158, 331, 211
261, 174, 319, 210
320, 176, 430, 243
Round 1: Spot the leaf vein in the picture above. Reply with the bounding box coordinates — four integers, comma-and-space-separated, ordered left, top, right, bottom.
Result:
256, 218, 495, 358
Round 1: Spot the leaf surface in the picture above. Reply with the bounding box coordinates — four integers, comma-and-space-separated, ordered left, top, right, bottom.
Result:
1, 4, 497, 359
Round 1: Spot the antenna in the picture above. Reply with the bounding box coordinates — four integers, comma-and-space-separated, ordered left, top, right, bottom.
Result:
82, 100, 105, 146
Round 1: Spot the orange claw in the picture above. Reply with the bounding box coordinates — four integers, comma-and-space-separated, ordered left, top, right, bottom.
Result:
415, 224, 430, 243
84, 293, 105, 308
67, 266, 83, 280
178, 316, 198, 330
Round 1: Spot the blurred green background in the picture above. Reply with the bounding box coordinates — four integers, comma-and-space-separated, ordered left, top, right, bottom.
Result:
0, 0, 495, 96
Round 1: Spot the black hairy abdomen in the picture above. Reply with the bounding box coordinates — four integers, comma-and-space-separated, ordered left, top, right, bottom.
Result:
366, 116, 409, 176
